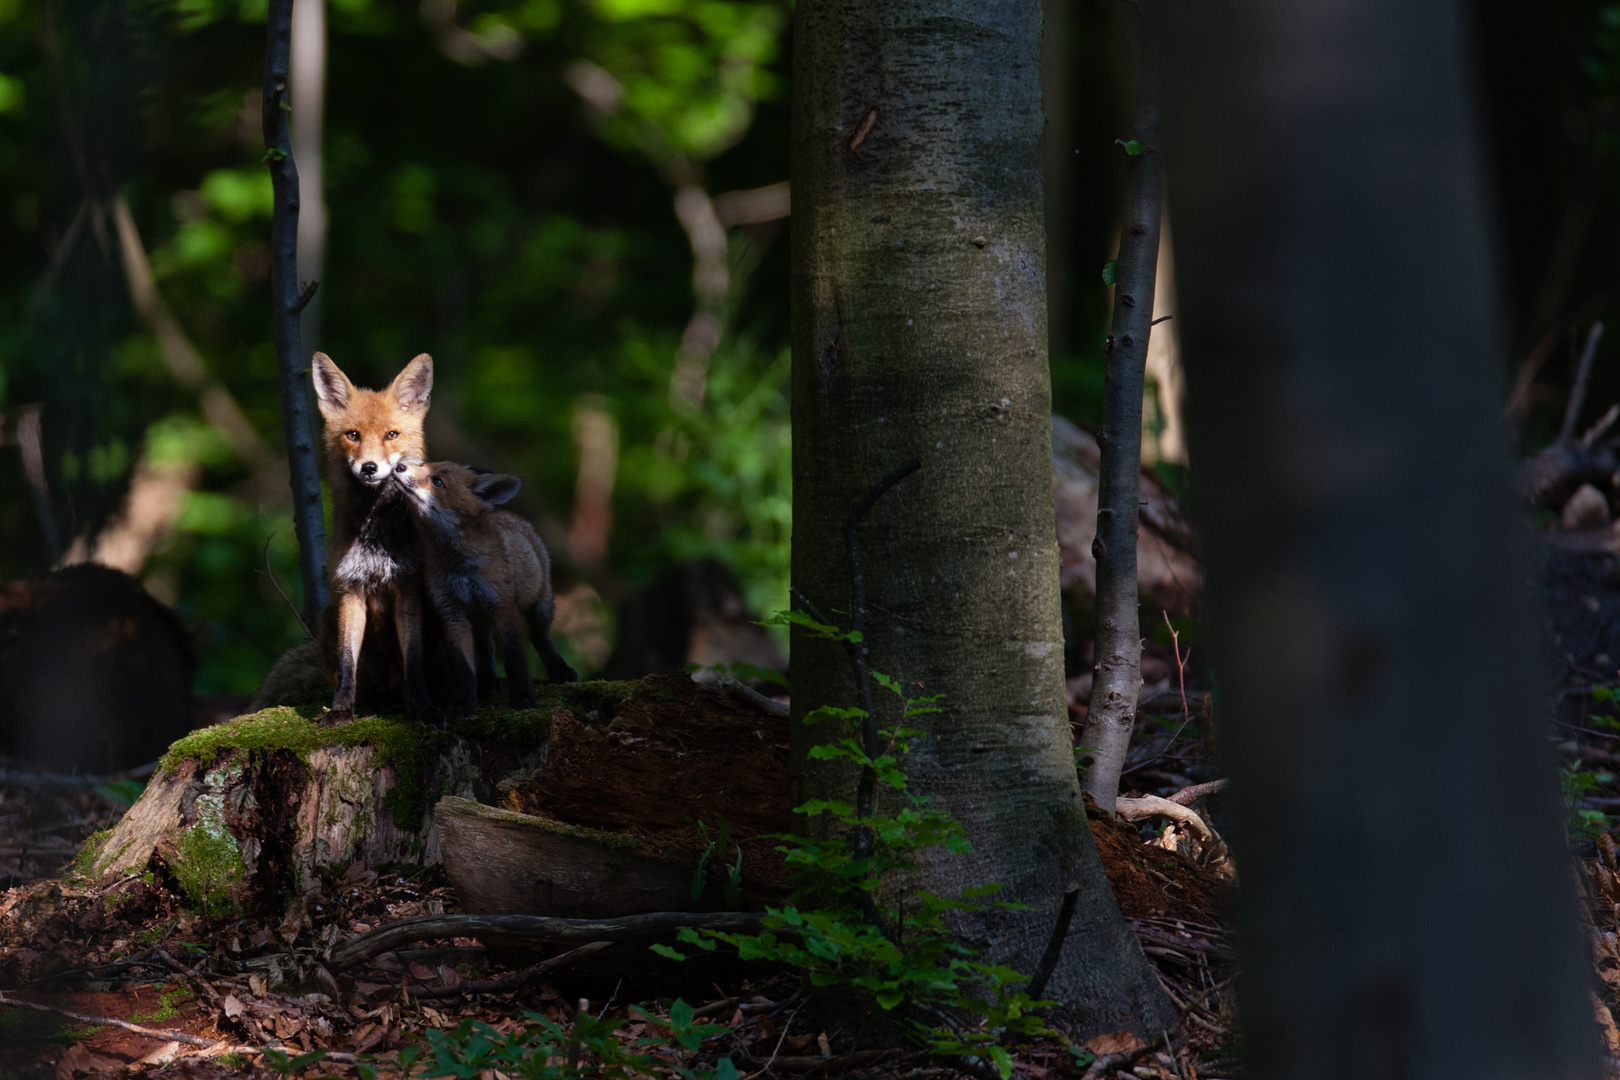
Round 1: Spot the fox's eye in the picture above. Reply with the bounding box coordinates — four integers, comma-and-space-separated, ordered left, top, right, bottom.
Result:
432, 477, 445, 488
345, 431, 360, 442
385, 430, 399, 441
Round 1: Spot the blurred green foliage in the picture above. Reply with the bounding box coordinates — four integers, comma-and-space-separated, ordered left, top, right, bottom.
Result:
0, 0, 791, 694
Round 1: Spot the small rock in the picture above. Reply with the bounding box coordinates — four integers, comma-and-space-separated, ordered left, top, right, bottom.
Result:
1563, 483, 1612, 531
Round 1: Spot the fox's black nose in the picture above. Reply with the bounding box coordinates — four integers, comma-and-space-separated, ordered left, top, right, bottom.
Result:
360, 462, 377, 477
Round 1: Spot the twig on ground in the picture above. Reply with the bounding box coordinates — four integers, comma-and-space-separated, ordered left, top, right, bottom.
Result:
1584, 403, 1620, 448
409, 940, 612, 999
326, 911, 765, 971
1560, 322, 1607, 445
0, 991, 225, 1049
741, 998, 805, 1080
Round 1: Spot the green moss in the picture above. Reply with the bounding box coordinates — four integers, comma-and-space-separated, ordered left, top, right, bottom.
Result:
131, 988, 192, 1024
462, 798, 639, 850
156, 680, 649, 833
170, 821, 246, 915
70, 829, 113, 880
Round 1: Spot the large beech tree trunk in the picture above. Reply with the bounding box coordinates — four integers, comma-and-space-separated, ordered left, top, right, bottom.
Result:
1162, 0, 1599, 1076
790, 0, 1175, 1037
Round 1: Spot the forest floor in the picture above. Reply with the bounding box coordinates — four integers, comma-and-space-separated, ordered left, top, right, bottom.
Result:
0, 679, 1242, 1080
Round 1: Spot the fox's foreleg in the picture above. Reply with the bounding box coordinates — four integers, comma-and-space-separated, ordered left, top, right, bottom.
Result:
329, 591, 367, 724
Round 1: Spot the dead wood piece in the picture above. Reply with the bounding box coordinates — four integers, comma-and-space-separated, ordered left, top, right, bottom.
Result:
326, 910, 766, 971
436, 796, 715, 918
1115, 795, 1214, 841
0, 991, 222, 1048
1166, 779, 1227, 806
717, 674, 790, 719
409, 939, 612, 998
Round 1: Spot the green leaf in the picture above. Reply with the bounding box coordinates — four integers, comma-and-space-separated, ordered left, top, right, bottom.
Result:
1101, 260, 1117, 286
871, 671, 902, 697
262, 147, 286, 163
988, 1046, 1014, 1079
650, 943, 688, 960
1119, 139, 1147, 156
670, 998, 694, 1028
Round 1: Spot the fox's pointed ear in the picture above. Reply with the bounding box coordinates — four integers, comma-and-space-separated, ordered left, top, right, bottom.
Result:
310, 353, 353, 420
389, 353, 433, 413
470, 472, 522, 509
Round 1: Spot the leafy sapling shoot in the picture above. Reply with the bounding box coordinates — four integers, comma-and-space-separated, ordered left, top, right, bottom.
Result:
396, 460, 578, 716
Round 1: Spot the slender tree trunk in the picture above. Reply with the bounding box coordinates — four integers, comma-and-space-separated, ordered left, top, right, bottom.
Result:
1162, 1, 1599, 1077
1079, 2, 1162, 814
263, 0, 329, 629
791, 0, 1175, 1038
291, 0, 328, 357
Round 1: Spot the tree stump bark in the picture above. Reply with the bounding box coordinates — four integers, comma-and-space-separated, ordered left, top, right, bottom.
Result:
84, 708, 530, 914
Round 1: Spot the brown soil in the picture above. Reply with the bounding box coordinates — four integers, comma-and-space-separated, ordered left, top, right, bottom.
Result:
505, 674, 794, 890
1084, 794, 1233, 924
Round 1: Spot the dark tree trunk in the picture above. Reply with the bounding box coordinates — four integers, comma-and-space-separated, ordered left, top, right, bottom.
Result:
791, 0, 1175, 1037
263, 0, 329, 629
1078, 1, 1163, 813
1162, 1, 1599, 1077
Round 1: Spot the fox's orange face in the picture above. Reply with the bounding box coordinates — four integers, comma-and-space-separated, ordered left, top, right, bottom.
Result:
311, 352, 433, 488
394, 461, 522, 530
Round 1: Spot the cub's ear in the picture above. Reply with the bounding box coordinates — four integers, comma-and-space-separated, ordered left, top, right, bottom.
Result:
389, 353, 434, 413
310, 353, 353, 420
469, 472, 522, 509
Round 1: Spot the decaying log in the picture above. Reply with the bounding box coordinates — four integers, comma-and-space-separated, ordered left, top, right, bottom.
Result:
438, 796, 699, 918
325, 910, 766, 971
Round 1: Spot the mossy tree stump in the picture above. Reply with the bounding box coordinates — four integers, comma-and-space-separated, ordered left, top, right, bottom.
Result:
81, 682, 643, 916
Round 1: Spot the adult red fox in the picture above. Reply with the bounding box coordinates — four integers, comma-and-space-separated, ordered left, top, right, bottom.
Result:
310, 352, 436, 724
395, 460, 577, 716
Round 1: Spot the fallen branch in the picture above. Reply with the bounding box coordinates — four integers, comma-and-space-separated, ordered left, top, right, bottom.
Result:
326, 911, 766, 971
716, 675, 789, 719
1166, 778, 1228, 805
1115, 795, 1214, 841
409, 939, 612, 998
0, 991, 224, 1049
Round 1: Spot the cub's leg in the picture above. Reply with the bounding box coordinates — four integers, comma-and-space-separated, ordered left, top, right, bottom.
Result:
439, 613, 481, 719
393, 585, 440, 725
498, 602, 538, 708
329, 591, 367, 725
525, 594, 579, 684
474, 624, 500, 697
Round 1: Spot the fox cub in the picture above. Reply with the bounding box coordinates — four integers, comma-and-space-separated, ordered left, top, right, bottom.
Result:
311, 352, 436, 723
395, 460, 577, 716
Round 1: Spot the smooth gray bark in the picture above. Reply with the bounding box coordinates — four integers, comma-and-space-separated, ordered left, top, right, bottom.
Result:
263, 0, 329, 628
1078, 2, 1162, 813
791, 0, 1175, 1037
1161, 0, 1599, 1076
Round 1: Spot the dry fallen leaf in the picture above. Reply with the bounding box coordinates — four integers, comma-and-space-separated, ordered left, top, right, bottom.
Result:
135, 1041, 184, 1067
54, 1042, 123, 1079
1082, 1030, 1146, 1056
222, 993, 245, 1018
